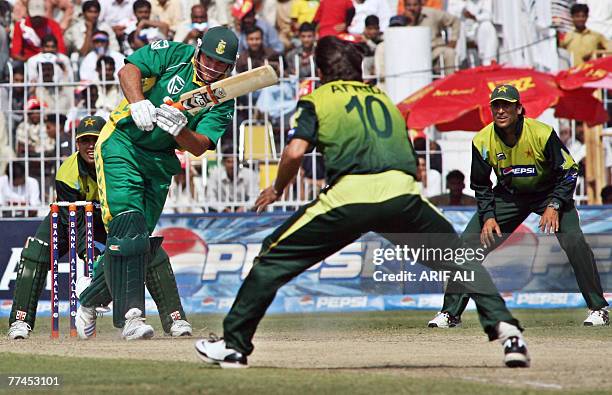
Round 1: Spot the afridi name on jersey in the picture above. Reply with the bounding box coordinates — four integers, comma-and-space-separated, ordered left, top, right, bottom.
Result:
291, 80, 417, 185
471, 117, 578, 215
109, 40, 234, 152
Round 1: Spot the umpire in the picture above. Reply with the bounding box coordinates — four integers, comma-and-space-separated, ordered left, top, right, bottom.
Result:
428, 85, 609, 329
8, 116, 107, 339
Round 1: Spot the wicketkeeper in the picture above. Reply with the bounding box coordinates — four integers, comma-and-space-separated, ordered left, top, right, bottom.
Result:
8, 116, 107, 339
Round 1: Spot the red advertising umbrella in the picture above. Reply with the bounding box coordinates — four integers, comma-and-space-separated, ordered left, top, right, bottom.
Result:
398, 63, 607, 131
556, 56, 612, 90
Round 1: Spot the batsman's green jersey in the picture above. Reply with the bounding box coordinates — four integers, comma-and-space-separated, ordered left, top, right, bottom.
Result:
293, 80, 417, 184
96, 40, 234, 230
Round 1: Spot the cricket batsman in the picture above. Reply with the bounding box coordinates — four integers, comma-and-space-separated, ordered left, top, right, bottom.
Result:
76, 27, 238, 340
427, 85, 609, 329
195, 36, 531, 369
8, 116, 107, 340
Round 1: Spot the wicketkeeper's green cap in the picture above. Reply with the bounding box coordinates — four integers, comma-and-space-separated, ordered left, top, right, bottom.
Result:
200, 26, 239, 65
490, 84, 520, 103
76, 115, 105, 139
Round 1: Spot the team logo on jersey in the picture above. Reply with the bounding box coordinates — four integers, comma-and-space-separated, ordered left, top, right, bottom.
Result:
167, 75, 185, 95
496, 152, 506, 160
502, 165, 537, 177
215, 40, 226, 54
151, 40, 169, 50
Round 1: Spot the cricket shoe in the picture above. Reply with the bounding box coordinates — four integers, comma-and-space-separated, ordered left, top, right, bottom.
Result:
583, 308, 609, 326
503, 336, 530, 368
427, 311, 461, 328
76, 305, 97, 339
194, 335, 248, 368
170, 320, 192, 337
8, 320, 31, 340
121, 308, 154, 340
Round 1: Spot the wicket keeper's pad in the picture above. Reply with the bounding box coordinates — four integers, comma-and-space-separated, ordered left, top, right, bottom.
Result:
104, 211, 150, 328
9, 235, 49, 330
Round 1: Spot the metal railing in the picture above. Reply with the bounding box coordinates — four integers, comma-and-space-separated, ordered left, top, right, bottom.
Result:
0, 55, 604, 217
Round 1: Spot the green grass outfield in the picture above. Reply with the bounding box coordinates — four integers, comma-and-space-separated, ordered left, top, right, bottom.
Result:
0, 309, 610, 395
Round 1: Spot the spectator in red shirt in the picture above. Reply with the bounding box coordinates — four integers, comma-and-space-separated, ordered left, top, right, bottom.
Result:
313, 0, 355, 38
10, 0, 66, 62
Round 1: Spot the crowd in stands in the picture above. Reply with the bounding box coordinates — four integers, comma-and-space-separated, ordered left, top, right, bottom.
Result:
0, 0, 611, 215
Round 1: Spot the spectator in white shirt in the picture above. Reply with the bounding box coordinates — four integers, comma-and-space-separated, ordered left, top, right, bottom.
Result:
349, 0, 392, 35
127, 0, 170, 49
64, 0, 119, 57
26, 35, 73, 83
94, 56, 122, 118
99, 0, 137, 53
79, 30, 125, 81
0, 161, 41, 217
173, 4, 219, 45
206, 147, 259, 213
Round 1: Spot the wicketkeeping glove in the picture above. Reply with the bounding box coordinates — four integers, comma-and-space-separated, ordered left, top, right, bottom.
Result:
129, 99, 157, 131
156, 104, 188, 137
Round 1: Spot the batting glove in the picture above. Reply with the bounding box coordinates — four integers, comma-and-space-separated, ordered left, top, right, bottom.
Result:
129, 99, 157, 131
156, 104, 188, 137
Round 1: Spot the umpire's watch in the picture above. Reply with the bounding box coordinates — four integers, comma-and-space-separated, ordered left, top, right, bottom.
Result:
547, 201, 560, 211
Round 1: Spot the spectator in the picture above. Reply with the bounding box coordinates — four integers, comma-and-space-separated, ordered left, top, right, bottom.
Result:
99, 0, 136, 53
290, 0, 318, 34
0, 161, 41, 217
128, 0, 170, 49
576, 0, 612, 40
312, 0, 354, 38
447, 0, 497, 66
429, 170, 477, 206
64, 0, 118, 57
150, 0, 183, 37
349, 0, 391, 35
67, 83, 100, 126
398, 0, 444, 13
559, 3, 611, 66
12, 0, 74, 32
416, 156, 442, 197
275, 0, 293, 51
205, 146, 259, 212
44, 113, 70, 158
205, 0, 231, 26
15, 97, 50, 157
29, 55, 74, 115
26, 35, 73, 83
401, 0, 460, 74
0, 1, 11, 79
0, 64, 27, 133
286, 22, 316, 78
79, 30, 125, 82
601, 185, 612, 204
10, 0, 66, 62
237, 8, 284, 54
173, 4, 219, 45
362, 15, 382, 76
94, 56, 122, 118
236, 25, 282, 73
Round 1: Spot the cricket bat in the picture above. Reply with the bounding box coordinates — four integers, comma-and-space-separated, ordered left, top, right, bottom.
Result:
165, 65, 278, 114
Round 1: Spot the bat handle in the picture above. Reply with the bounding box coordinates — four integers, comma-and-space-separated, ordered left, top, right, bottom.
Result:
163, 96, 185, 111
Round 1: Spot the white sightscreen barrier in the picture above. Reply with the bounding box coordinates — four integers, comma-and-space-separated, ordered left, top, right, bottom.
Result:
384, 26, 432, 103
